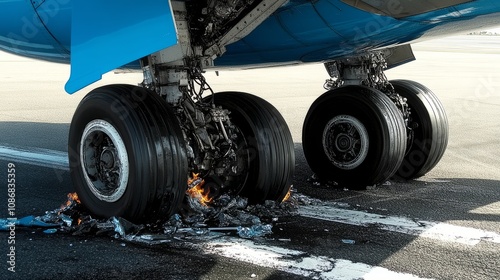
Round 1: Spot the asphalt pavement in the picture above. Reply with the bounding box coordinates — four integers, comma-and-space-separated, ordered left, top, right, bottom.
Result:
0, 35, 499, 280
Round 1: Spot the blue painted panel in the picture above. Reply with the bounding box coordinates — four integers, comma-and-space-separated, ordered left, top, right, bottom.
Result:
276, 2, 342, 45
238, 16, 301, 51
3, 0, 500, 86
405, 1, 500, 23
65, 0, 178, 94
217, 0, 500, 67
0, 0, 69, 62
35, 0, 73, 52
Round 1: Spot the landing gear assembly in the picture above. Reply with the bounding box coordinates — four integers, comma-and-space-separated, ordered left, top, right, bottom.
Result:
68, 1, 293, 222
67, 2, 448, 221
303, 53, 449, 189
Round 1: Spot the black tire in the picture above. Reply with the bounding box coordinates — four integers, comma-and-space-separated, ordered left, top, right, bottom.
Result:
391, 79, 449, 179
211, 92, 294, 203
68, 84, 188, 223
302, 86, 407, 189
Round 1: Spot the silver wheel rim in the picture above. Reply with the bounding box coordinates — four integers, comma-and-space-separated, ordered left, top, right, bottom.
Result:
80, 119, 129, 202
322, 115, 369, 170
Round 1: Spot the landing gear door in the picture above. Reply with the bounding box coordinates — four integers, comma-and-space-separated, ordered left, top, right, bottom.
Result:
65, 0, 178, 94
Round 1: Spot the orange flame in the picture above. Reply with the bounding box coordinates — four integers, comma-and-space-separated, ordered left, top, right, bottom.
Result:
187, 173, 212, 206
282, 188, 292, 202
69, 192, 81, 203
61, 192, 81, 209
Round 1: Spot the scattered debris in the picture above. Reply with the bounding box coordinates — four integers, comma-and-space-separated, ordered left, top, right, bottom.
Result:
307, 174, 339, 188
341, 239, 356, 245
0, 189, 301, 244
237, 224, 273, 239
0, 215, 60, 230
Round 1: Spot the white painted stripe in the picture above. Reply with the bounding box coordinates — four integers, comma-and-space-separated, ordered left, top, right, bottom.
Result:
0, 144, 69, 170
299, 205, 500, 246
202, 237, 432, 280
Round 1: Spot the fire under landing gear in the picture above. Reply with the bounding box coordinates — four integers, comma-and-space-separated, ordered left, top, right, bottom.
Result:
69, 84, 294, 223
303, 52, 448, 189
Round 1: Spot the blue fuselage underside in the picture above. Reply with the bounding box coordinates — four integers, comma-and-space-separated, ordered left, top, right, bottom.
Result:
1, 0, 500, 68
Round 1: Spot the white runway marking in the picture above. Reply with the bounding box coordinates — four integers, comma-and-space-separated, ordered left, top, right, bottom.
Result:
202, 237, 432, 280
0, 144, 69, 170
299, 205, 500, 246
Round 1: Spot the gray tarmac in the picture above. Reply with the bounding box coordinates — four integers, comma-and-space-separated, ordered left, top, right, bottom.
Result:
0, 35, 499, 279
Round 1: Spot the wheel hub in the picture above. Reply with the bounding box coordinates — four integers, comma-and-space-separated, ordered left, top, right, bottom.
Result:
335, 133, 354, 152
322, 115, 369, 170
100, 148, 117, 169
80, 119, 129, 202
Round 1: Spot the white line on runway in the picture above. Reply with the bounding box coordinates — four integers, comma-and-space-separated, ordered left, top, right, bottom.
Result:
299, 205, 500, 246
0, 144, 69, 170
201, 237, 432, 280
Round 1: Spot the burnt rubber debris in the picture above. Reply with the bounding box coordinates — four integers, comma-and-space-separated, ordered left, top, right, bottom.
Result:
0, 190, 315, 244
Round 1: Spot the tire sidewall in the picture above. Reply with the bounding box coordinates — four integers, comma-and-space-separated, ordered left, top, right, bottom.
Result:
69, 92, 149, 218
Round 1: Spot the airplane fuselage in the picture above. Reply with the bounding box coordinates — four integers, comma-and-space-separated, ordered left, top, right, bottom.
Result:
2, 0, 500, 69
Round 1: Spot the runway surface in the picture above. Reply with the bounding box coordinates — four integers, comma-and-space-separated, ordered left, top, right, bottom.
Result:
0, 35, 499, 279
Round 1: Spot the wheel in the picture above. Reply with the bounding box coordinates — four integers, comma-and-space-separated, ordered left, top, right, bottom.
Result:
302, 86, 407, 189
211, 92, 295, 203
68, 84, 188, 223
391, 79, 449, 179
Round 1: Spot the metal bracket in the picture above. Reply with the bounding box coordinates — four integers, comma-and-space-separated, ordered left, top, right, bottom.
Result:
204, 0, 287, 58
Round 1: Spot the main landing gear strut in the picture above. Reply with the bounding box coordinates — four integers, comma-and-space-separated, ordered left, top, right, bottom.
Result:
68, 1, 294, 223
303, 53, 448, 189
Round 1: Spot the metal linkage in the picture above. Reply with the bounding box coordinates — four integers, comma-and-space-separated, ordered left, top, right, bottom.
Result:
137, 1, 289, 189
144, 56, 245, 189
324, 52, 410, 122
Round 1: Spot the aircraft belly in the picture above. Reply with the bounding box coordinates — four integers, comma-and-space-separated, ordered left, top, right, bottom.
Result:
215, 0, 500, 67
33, 0, 72, 53
0, 0, 69, 62
2, 0, 500, 87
